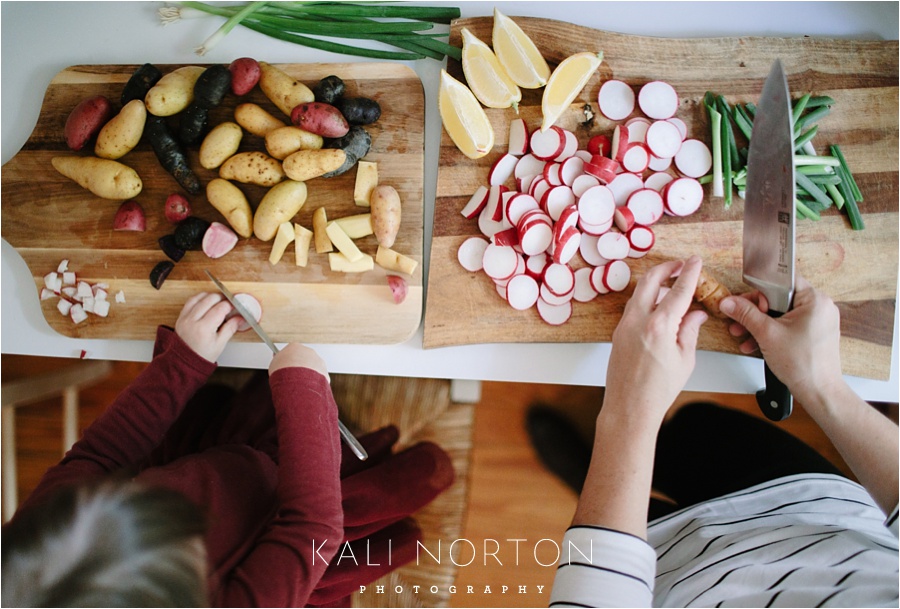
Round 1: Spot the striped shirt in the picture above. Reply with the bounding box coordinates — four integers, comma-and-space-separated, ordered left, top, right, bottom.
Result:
550, 474, 899, 607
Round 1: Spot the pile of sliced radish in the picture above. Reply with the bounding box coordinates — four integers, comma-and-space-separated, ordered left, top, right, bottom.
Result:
40, 260, 124, 324
457, 79, 708, 326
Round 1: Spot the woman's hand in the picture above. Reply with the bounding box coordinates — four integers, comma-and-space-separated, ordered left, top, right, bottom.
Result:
270, 343, 330, 382
174, 292, 243, 363
603, 256, 709, 426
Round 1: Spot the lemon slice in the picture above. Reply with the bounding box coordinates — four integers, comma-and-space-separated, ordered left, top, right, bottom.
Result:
461, 27, 522, 111
491, 8, 551, 89
439, 69, 495, 159
541, 51, 604, 132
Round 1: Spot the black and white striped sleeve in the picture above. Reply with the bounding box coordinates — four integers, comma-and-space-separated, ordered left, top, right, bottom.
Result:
549, 526, 656, 608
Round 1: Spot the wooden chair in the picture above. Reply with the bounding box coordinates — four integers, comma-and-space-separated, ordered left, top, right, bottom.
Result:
2, 360, 112, 522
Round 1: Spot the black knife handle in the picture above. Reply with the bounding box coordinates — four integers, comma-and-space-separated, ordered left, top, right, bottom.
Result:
755, 310, 793, 421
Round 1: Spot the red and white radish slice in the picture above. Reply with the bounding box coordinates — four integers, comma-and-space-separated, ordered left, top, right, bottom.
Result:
611, 124, 630, 161
62, 272, 76, 286
461, 185, 489, 218
493, 186, 510, 222
539, 281, 573, 306
645, 119, 683, 159
495, 282, 507, 300
666, 117, 687, 140
587, 134, 611, 157
589, 265, 611, 294
493, 254, 526, 287
638, 80, 679, 119
492, 227, 519, 247
597, 79, 635, 121
531, 177, 552, 205
489, 153, 518, 186
224, 293, 263, 332
596, 231, 630, 260
625, 117, 651, 143
57, 259, 69, 274
40, 287, 56, 301
478, 187, 506, 237
543, 185, 576, 221
519, 218, 553, 256
674, 138, 712, 178
557, 205, 580, 234
573, 267, 599, 303
44, 272, 62, 293
627, 225, 655, 252
647, 154, 673, 172
515, 153, 546, 179
602, 259, 632, 292
574, 149, 594, 163
508, 118, 529, 156
482, 244, 519, 281
517, 174, 538, 194
607, 172, 644, 206
530, 126, 565, 160
621, 143, 651, 173
70, 303, 88, 324
584, 162, 616, 185
538, 296, 574, 325
579, 233, 608, 267
506, 274, 539, 310
577, 185, 616, 226
93, 299, 110, 317
76, 281, 93, 299
543, 161, 563, 186
542, 262, 575, 297
614, 206, 636, 232
644, 171, 675, 192
62, 286, 78, 299
571, 173, 601, 198
506, 193, 540, 226
579, 217, 613, 236
552, 225, 581, 265
626, 188, 664, 225
553, 129, 579, 162
57, 298, 73, 316
665, 177, 704, 216
458, 236, 490, 272
559, 156, 585, 186
629, 247, 649, 259
525, 252, 549, 280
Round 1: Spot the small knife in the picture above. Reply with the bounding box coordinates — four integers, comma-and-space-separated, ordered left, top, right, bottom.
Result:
205, 270, 368, 460
743, 59, 796, 421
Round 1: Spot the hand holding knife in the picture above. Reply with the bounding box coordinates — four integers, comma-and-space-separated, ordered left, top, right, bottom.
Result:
205, 270, 368, 460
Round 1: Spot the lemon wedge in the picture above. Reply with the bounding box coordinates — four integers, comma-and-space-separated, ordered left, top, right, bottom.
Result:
540, 51, 604, 132
439, 69, 495, 159
492, 8, 551, 89
461, 27, 522, 111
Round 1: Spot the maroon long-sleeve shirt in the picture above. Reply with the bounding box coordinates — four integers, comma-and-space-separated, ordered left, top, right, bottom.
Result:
18, 327, 344, 607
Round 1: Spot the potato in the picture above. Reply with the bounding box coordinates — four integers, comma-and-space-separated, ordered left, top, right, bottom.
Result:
375, 246, 419, 276
334, 213, 373, 239
253, 180, 308, 241
329, 252, 374, 273
370, 185, 402, 248
325, 221, 364, 262
65, 95, 113, 151
353, 161, 378, 207
51, 156, 142, 200
258, 62, 314, 117
282, 149, 346, 182
200, 122, 243, 169
269, 221, 295, 265
206, 178, 253, 238
229, 57, 261, 96
290, 102, 349, 138
94, 99, 147, 160
313, 206, 332, 253
144, 66, 205, 117
264, 126, 324, 160
234, 103, 286, 137
294, 224, 313, 267
219, 151, 285, 187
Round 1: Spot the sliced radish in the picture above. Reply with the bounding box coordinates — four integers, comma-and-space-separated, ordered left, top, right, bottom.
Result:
579, 217, 613, 237
489, 153, 518, 186
478, 187, 506, 237
577, 185, 616, 226
543, 262, 575, 297
56, 259, 69, 274
519, 219, 553, 256
589, 265, 610, 294
525, 252, 548, 279
44, 272, 61, 293
543, 185, 576, 222
607, 172, 644, 206
626, 188, 664, 226
645, 119, 683, 159
493, 253, 525, 287
62, 271, 76, 286
76, 281, 94, 299
482, 244, 519, 281
603, 259, 632, 292
506, 193, 540, 226
553, 129, 578, 162
644, 171, 675, 192
614, 206, 636, 232
579, 233, 608, 266
573, 267, 599, 303
495, 283, 507, 300
627, 225, 655, 252
506, 274, 539, 311
625, 117, 651, 143
587, 134, 611, 157
531, 177, 552, 205
530, 126, 565, 160
537, 297, 572, 326
61, 286, 78, 299
57, 298, 73, 316
492, 227, 519, 247
571, 173, 600, 198
674, 139, 712, 178
559, 156, 585, 186
115, 291, 126, 303
621, 143, 651, 173
543, 161, 563, 187
629, 247, 650, 259
597, 79, 635, 121
82, 296, 95, 313
458, 236, 489, 272
584, 162, 616, 185
517, 174, 537, 194
540, 282, 574, 306
40, 288, 56, 301
647, 154, 673, 172
493, 186, 510, 222
70, 303, 88, 324
93, 286, 108, 300
666, 117, 687, 140
227, 293, 263, 332
461, 185, 489, 219
515, 153, 546, 179
508, 118, 529, 156
665, 177, 704, 216
638, 80, 679, 119
574, 149, 594, 163
611, 124, 630, 161
93, 299, 110, 317
596, 231, 630, 260
557, 205, 580, 234
551, 226, 581, 265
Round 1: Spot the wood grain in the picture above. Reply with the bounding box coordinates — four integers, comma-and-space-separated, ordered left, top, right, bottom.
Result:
423, 17, 898, 381
2, 63, 425, 345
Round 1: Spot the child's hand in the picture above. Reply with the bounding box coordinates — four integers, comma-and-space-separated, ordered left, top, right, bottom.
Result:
270, 343, 330, 382
174, 292, 243, 362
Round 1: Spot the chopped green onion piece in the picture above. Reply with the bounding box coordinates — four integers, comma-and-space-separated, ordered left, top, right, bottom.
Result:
795, 199, 820, 220
794, 155, 840, 167
824, 182, 845, 210
795, 171, 833, 208
830, 145, 863, 202
804, 95, 835, 109
793, 124, 818, 151
705, 95, 724, 198
834, 163, 865, 230
792, 93, 811, 125
732, 106, 753, 141
795, 105, 831, 132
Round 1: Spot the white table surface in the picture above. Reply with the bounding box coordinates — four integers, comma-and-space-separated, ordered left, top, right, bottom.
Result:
2, 1, 898, 401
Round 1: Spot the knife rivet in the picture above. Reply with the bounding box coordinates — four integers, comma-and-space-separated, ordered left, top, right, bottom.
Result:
769, 400, 779, 409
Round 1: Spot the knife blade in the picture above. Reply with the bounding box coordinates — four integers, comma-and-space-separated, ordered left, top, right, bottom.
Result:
205, 270, 368, 460
744, 59, 796, 421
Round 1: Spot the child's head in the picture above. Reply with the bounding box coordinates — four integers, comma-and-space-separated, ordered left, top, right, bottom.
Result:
2, 479, 208, 607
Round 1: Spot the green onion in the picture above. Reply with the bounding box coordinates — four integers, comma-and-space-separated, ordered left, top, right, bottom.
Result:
732, 105, 753, 141
794, 154, 841, 167
830, 145, 863, 202
824, 182, 845, 210
704, 92, 724, 198
793, 124, 818, 151
795, 171, 833, 209
792, 93, 811, 125
795, 105, 832, 133
194, 1, 267, 56
795, 199, 821, 220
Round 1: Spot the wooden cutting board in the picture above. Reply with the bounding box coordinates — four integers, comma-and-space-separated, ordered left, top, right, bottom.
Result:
2, 62, 425, 345
423, 17, 898, 381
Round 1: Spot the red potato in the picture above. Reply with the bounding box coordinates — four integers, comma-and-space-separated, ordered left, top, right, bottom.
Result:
65, 95, 113, 151
387, 275, 408, 304
229, 57, 261, 96
164, 193, 191, 224
202, 222, 239, 259
290, 102, 350, 138
113, 201, 146, 231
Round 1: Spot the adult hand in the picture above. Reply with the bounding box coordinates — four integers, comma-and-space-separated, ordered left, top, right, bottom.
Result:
174, 292, 242, 363
270, 343, 330, 383
604, 256, 709, 425
719, 276, 843, 405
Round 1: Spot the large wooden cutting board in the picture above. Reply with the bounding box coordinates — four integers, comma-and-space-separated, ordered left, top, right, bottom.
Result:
424, 17, 898, 381
2, 62, 425, 345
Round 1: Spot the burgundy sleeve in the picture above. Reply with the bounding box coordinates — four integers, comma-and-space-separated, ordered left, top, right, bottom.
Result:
213, 367, 344, 608
19, 326, 217, 511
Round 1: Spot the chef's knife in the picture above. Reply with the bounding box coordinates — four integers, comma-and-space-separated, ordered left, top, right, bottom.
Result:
743, 59, 796, 421
205, 270, 368, 460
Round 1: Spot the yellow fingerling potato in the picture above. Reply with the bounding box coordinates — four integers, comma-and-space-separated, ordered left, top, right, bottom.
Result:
51, 156, 142, 200
264, 126, 324, 160
94, 99, 146, 159
199, 122, 243, 169
282, 149, 346, 182
253, 179, 308, 241
370, 185, 402, 248
219, 151, 285, 187
294, 224, 313, 267
258, 62, 315, 117
144, 66, 205, 117
376, 245, 419, 276
234, 103, 286, 137
206, 178, 253, 238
